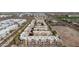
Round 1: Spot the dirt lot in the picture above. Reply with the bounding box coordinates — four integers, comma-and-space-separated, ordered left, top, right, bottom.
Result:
51, 26, 79, 47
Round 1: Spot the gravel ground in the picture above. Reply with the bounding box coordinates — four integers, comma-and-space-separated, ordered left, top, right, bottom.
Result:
51, 26, 79, 47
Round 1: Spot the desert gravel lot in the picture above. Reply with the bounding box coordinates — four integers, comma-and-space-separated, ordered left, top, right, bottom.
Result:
51, 26, 79, 47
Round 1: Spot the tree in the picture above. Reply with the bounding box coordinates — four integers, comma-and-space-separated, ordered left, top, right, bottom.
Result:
52, 30, 57, 36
